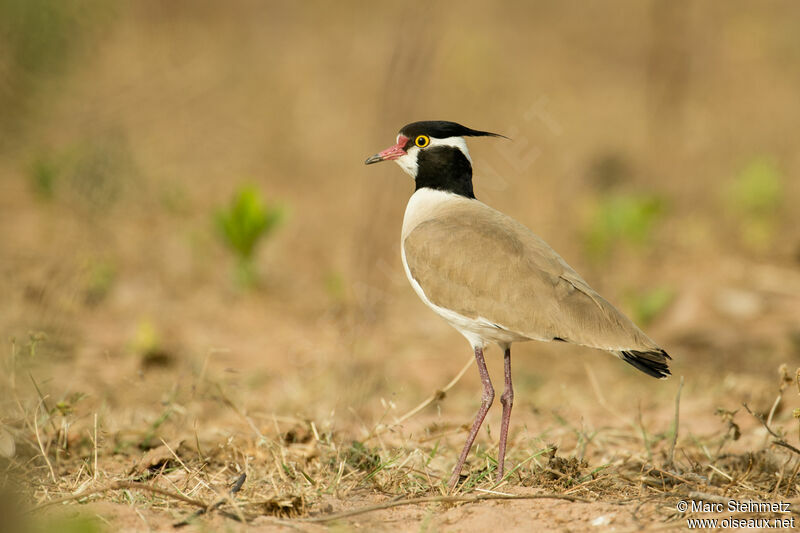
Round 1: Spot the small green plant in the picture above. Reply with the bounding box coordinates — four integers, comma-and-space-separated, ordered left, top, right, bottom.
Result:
28, 151, 61, 200
215, 185, 284, 286
128, 317, 174, 368
583, 193, 666, 261
131, 318, 160, 357
323, 270, 346, 306
67, 135, 136, 211
340, 441, 381, 472
83, 258, 116, 305
54, 392, 86, 417
726, 156, 782, 250
25, 331, 47, 359
139, 407, 172, 450
25, 135, 136, 210
728, 157, 782, 215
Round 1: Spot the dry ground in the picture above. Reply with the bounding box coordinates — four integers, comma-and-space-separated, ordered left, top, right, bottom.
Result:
2, 1, 800, 531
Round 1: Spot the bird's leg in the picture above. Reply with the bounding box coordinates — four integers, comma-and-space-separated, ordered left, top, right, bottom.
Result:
496, 346, 513, 482
448, 346, 494, 490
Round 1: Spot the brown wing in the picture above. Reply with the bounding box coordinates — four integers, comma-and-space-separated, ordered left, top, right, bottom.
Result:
403, 202, 661, 352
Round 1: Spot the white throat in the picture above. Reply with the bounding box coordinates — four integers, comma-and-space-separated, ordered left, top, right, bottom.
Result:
393, 136, 472, 179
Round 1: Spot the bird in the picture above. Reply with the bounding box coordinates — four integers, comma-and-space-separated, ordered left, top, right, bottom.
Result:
364, 120, 671, 490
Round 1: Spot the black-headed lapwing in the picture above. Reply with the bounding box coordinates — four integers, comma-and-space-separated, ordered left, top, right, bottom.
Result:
365, 120, 671, 490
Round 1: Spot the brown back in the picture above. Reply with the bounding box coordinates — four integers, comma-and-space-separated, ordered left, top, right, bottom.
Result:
403, 198, 661, 352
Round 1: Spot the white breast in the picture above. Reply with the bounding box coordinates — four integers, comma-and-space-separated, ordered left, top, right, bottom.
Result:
400, 188, 528, 350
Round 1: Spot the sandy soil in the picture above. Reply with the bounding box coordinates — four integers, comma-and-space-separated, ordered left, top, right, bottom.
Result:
2, 1, 800, 531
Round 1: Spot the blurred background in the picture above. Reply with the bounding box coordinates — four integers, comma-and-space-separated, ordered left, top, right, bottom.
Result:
2, 0, 800, 501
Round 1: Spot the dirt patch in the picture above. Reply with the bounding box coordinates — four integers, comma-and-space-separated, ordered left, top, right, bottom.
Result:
3, 1, 800, 531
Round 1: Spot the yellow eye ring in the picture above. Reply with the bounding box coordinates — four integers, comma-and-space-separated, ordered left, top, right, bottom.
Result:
415, 135, 430, 148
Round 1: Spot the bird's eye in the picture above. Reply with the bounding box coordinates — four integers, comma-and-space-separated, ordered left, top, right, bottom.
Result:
415, 135, 430, 148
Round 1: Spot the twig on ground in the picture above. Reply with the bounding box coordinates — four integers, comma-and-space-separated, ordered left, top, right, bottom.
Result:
395, 355, 474, 425
584, 363, 628, 425
231, 472, 247, 494
365, 355, 474, 442
743, 403, 800, 456
300, 493, 589, 523
29, 372, 58, 435
666, 377, 684, 469
766, 394, 782, 430
785, 459, 800, 498
174, 472, 248, 527
33, 400, 57, 484
213, 382, 267, 443
563, 474, 611, 495
23, 439, 297, 529
637, 402, 653, 463
92, 414, 98, 481
646, 467, 695, 486
772, 440, 800, 457
29, 480, 209, 512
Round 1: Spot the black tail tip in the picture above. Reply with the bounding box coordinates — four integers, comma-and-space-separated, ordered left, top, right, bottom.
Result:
619, 349, 671, 379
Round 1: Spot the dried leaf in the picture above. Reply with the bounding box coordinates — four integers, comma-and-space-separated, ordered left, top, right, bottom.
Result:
130, 439, 185, 475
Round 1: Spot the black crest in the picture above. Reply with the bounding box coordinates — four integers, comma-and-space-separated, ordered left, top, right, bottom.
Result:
399, 121, 505, 140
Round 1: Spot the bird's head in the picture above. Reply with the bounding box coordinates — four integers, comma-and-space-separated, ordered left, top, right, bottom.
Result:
365, 121, 504, 198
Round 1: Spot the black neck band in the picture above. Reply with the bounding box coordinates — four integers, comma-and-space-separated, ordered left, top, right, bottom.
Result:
414, 146, 475, 199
